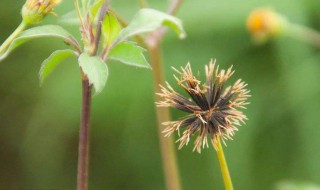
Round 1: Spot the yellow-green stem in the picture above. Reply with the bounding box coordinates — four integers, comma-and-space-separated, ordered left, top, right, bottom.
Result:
215, 138, 234, 190
0, 21, 28, 55
287, 23, 320, 49
148, 44, 182, 190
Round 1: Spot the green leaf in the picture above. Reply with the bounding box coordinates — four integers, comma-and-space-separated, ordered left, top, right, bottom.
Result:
39, 49, 77, 85
91, 0, 105, 19
117, 8, 186, 42
108, 41, 150, 69
59, 10, 79, 25
59, 1, 106, 24
0, 25, 79, 61
82, 0, 90, 12
102, 12, 121, 47
78, 53, 108, 94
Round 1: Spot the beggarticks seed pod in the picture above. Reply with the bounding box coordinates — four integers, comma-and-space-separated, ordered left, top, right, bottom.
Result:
22, 0, 62, 25
247, 8, 287, 44
156, 60, 250, 153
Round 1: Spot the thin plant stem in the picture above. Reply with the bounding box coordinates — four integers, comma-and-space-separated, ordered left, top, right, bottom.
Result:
145, 1, 184, 189
215, 138, 234, 190
76, 2, 108, 190
167, 0, 183, 15
287, 23, 320, 49
75, 0, 84, 27
92, 0, 109, 55
77, 78, 93, 190
111, 1, 183, 189
0, 21, 28, 55
148, 44, 182, 190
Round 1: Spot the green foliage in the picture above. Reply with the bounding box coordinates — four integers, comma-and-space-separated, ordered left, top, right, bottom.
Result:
59, 0, 104, 25
102, 13, 121, 48
91, 0, 105, 19
39, 49, 77, 85
58, 10, 79, 25
3, 0, 320, 189
100, 8, 187, 72
117, 8, 186, 43
78, 53, 109, 94
108, 42, 150, 69
0, 3, 187, 96
0, 25, 78, 61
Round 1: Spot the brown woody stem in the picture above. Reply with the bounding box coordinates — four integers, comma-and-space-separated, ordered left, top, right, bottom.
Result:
77, 78, 93, 190
76, 1, 109, 190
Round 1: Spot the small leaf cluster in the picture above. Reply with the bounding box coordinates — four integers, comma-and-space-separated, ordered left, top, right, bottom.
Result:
0, 0, 186, 95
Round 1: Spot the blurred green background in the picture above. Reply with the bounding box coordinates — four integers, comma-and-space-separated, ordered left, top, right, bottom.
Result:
1, 0, 320, 189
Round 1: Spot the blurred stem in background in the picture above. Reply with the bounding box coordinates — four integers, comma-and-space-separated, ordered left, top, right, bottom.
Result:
288, 23, 320, 49
113, 0, 184, 189
247, 8, 320, 48
215, 138, 234, 190
145, 1, 184, 189
147, 42, 182, 190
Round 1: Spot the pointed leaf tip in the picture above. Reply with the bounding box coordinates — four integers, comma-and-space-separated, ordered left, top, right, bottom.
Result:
108, 41, 151, 69
117, 8, 186, 42
39, 49, 77, 85
78, 53, 109, 95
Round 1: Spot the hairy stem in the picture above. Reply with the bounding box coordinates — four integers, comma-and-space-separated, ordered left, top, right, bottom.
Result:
215, 138, 234, 190
77, 78, 92, 190
0, 21, 28, 55
148, 44, 182, 190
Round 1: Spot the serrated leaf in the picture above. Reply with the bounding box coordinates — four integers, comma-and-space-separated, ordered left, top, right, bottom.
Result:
0, 25, 79, 61
78, 53, 108, 94
39, 49, 77, 85
102, 12, 121, 47
108, 42, 150, 69
117, 8, 186, 43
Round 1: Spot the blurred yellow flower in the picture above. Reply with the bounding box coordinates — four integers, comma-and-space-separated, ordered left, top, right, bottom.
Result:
246, 8, 287, 43
22, 0, 62, 25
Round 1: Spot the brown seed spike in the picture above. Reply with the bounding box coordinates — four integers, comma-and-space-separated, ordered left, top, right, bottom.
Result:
156, 60, 250, 153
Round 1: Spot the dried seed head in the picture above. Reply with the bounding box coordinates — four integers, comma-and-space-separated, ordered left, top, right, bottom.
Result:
22, 0, 62, 25
156, 60, 250, 153
246, 8, 287, 44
